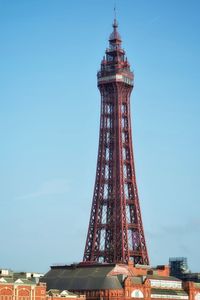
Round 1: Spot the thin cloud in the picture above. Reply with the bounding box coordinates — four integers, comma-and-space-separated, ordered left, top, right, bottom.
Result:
149, 16, 160, 25
161, 219, 200, 236
15, 178, 69, 200
147, 219, 200, 241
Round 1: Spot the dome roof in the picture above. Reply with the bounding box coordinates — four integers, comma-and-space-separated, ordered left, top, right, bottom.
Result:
109, 19, 122, 41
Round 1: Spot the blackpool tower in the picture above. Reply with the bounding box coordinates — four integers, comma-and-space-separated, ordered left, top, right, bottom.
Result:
83, 20, 149, 265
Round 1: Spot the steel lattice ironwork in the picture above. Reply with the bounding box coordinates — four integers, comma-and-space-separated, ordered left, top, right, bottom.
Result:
83, 20, 149, 265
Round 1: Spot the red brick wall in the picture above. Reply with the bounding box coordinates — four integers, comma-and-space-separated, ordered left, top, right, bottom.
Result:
0, 282, 46, 300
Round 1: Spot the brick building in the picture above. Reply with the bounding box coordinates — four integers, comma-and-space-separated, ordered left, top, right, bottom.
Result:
0, 276, 85, 300
42, 262, 200, 300
0, 277, 46, 300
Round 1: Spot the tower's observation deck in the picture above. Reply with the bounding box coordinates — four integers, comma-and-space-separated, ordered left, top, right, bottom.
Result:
97, 19, 133, 86
83, 20, 149, 265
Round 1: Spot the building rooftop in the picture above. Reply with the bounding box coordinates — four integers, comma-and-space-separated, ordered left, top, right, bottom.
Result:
147, 275, 181, 281
42, 263, 132, 290
0, 277, 37, 285
151, 288, 188, 296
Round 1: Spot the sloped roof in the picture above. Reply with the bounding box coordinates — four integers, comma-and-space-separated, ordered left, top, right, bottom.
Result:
0, 277, 35, 285
130, 276, 143, 284
151, 289, 188, 296
42, 264, 124, 290
147, 275, 181, 281
60, 290, 77, 296
47, 289, 60, 296
15, 278, 35, 285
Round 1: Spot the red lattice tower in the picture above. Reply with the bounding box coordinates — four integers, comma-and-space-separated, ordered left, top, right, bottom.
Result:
83, 20, 149, 265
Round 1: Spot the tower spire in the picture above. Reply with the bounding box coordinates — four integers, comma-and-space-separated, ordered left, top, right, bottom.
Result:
114, 2, 117, 21
83, 21, 149, 265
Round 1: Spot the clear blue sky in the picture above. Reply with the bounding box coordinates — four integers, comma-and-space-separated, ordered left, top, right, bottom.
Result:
0, 0, 200, 273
